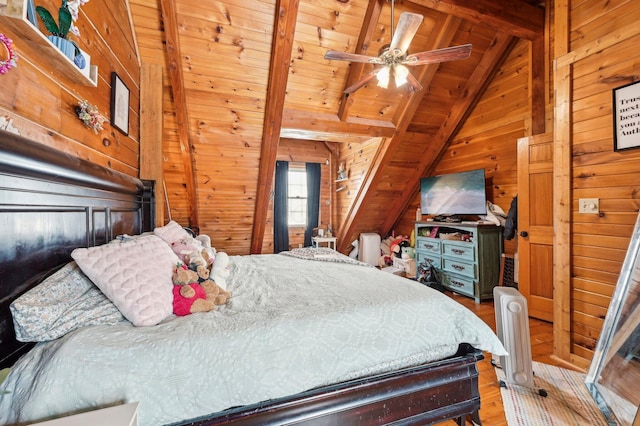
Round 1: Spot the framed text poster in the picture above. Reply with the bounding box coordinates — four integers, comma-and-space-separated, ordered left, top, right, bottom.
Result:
613, 80, 640, 151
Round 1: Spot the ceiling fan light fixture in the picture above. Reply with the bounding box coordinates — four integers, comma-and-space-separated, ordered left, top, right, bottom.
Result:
324, 3, 472, 95
376, 66, 390, 89
394, 64, 409, 87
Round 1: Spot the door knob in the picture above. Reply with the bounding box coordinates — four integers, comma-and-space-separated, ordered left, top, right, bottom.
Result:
519, 231, 528, 237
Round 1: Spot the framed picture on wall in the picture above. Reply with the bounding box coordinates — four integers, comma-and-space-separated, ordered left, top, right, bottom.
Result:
613, 80, 640, 151
110, 72, 130, 136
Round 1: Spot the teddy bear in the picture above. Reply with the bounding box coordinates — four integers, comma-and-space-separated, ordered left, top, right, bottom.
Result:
172, 262, 217, 316
185, 249, 213, 283
200, 279, 232, 306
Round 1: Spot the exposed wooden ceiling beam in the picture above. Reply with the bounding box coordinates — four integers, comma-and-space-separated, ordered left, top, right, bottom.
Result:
379, 31, 518, 235
159, 0, 198, 227
281, 109, 396, 140
413, 0, 544, 40
336, 0, 386, 122
250, 0, 300, 254
336, 14, 463, 253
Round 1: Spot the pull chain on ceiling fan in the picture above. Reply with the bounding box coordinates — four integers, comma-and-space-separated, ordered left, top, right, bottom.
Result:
324, 0, 473, 94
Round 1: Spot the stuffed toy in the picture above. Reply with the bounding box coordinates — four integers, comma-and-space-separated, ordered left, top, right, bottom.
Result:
401, 246, 415, 259
172, 263, 216, 316
168, 232, 213, 261
201, 279, 232, 305
170, 237, 202, 262
389, 236, 410, 259
171, 261, 231, 316
210, 251, 231, 290
196, 234, 216, 260
378, 236, 395, 267
185, 249, 213, 282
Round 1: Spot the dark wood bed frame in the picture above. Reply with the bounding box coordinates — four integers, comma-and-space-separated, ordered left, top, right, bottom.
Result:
0, 130, 484, 425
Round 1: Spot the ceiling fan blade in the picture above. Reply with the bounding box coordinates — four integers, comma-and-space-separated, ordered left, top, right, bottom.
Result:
388, 12, 424, 55
324, 51, 383, 64
344, 69, 380, 94
402, 44, 472, 66
405, 71, 423, 93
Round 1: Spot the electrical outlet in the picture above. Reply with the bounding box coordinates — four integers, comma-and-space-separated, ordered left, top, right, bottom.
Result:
579, 198, 599, 214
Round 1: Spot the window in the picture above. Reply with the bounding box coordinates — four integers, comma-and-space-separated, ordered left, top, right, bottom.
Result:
288, 165, 307, 226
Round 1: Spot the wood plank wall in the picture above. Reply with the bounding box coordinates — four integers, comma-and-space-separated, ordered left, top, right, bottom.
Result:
392, 39, 531, 257
562, 0, 640, 366
336, 137, 384, 249
391, 0, 640, 368
0, 0, 140, 177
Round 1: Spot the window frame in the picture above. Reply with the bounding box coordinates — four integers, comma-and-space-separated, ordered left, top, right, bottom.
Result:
287, 164, 307, 227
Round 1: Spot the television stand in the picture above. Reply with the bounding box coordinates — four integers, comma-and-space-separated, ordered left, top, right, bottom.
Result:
414, 221, 503, 302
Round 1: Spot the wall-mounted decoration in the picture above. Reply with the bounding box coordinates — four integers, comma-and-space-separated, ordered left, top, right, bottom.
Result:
613, 80, 640, 151
0, 116, 20, 135
110, 72, 129, 135
337, 162, 347, 181
0, 33, 18, 75
76, 100, 106, 133
36, 0, 91, 64
26, 0, 38, 27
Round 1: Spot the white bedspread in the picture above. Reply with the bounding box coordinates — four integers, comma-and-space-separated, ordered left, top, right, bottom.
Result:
0, 253, 506, 425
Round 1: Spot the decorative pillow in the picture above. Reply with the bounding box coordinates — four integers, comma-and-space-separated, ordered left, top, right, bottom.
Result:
154, 220, 190, 245
71, 235, 179, 326
10, 262, 124, 342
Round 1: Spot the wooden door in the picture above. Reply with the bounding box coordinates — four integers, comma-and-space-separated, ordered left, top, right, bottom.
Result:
517, 133, 554, 322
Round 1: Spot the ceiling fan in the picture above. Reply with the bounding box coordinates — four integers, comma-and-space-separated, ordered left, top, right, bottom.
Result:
324, 2, 472, 94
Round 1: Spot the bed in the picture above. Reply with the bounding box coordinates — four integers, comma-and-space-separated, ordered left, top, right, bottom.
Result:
0, 130, 506, 426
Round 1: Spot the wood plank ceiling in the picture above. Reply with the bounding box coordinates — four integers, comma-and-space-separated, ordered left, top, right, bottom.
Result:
132, 0, 544, 254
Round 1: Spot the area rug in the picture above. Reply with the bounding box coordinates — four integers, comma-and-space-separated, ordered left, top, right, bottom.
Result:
495, 361, 609, 425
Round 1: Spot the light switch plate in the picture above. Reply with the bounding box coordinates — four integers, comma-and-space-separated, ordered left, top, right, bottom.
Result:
579, 198, 599, 214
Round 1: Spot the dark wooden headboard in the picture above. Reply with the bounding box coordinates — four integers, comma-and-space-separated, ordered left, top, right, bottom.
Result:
0, 130, 155, 367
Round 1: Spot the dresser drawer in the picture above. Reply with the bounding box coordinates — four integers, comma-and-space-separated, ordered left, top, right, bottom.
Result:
442, 241, 475, 262
416, 251, 441, 270
443, 258, 476, 279
443, 274, 474, 297
416, 237, 441, 255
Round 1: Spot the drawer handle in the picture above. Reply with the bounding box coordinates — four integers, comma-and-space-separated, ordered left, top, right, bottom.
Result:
451, 248, 466, 255
450, 280, 464, 287
452, 264, 465, 271
422, 243, 435, 249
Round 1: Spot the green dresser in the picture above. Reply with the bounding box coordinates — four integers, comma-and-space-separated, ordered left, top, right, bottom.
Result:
414, 221, 503, 302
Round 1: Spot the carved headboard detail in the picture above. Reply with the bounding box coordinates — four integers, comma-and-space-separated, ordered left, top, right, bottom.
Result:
0, 130, 154, 367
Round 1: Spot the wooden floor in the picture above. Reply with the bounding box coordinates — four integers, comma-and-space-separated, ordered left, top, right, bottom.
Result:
440, 290, 560, 426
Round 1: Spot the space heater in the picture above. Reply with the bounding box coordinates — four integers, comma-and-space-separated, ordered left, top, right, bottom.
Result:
493, 286, 546, 396
359, 233, 381, 267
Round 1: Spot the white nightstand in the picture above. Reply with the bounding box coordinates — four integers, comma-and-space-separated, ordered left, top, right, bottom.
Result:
33, 402, 139, 426
312, 236, 337, 250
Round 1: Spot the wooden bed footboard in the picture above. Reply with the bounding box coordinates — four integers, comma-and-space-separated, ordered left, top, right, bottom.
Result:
176, 344, 483, 426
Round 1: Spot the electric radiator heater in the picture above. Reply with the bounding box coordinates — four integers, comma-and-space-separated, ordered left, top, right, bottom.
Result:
493, 286, 547, 396
359, 233, 381, 267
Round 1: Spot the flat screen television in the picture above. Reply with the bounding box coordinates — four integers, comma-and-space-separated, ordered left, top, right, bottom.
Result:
420, 169, 487, 217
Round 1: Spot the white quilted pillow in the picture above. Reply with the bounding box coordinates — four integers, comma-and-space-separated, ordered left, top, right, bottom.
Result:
154, 220, 190, 245
71, 235, 179, 326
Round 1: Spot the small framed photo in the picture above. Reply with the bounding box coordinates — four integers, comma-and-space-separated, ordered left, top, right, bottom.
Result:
613, 80, 640, 151
110, 72, 130, 135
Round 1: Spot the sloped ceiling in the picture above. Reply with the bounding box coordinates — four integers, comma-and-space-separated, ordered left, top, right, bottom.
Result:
130, 0, 543, 254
